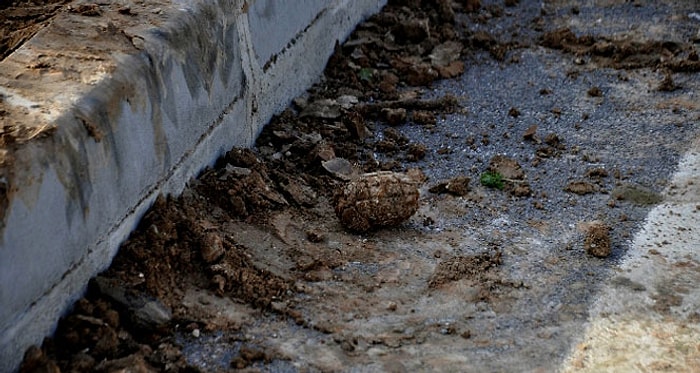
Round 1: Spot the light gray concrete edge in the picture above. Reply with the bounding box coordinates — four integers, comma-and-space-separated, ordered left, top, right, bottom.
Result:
560, 137, 700, 372
0, 0, 386, 371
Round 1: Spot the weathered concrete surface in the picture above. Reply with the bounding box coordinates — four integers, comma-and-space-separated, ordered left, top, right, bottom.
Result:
0, 0, 385, 371
561, 139, 700, 372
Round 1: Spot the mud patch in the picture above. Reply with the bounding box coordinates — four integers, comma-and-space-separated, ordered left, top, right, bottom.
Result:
429, 251, 502, 289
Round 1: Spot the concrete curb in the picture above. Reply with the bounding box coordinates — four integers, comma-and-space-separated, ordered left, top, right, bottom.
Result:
0, 1, 385, 371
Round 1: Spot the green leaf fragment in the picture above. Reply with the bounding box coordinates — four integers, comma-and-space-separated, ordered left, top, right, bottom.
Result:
480, 171, 505, 190
358, 68, 374, 82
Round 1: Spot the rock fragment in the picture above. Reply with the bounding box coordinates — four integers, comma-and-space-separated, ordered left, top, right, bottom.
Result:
322, 158, 355, 180
93, 276, 172, 330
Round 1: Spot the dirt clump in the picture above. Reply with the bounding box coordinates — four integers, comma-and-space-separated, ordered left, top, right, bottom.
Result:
587, 86, 603, 97
565, 180, 597, 195
426, 250, 521, 302
585, 167, 609, 179
523, 124, 538, 141
429, 251, 502, 288
209, 250, 292, 308
657, 71, 678, 92
539, 27, 700, 72
429, 176, 471, 196
582, 221, 612, 258
230, 345, 270, 369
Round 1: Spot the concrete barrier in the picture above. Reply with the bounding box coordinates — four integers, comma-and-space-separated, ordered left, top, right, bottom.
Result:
0, 0, 385, 371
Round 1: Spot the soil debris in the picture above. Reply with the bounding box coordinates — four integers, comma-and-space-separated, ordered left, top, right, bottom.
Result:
582, 221, 612, 258
429, 251, 502, 289
209, 250, 291, 308
429, 176, 471, 196
20, 346, 60, 373
354, 95, 459, 120
0, 1, 69, 61
230, 345, 270, 369
565, 180, 597, 195
539, 27, 700, 71
382, 107, 408, 126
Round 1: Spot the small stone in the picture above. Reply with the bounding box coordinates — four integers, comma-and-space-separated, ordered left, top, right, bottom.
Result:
93, 276, 172, 329
322, 158, 354, 180
336, 95, 358, 109
192, 329, 201, 338
300, 99, 342, 119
